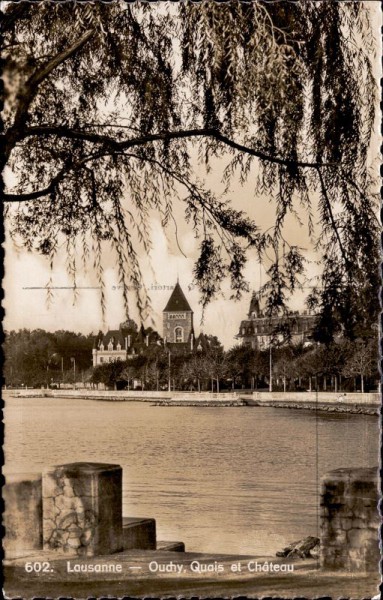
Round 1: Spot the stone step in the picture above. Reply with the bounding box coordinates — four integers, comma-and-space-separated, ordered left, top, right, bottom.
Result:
156, 541, 185, 552
122, 517, 156, 550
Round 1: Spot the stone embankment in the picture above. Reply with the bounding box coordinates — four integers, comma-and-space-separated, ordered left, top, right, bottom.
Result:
8, 389, 379, 413
154, 393, 245, 407
243, 391, 379, 415
244, 399, 378, 415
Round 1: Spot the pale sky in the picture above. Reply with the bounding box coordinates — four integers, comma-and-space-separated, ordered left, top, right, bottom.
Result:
3, 167, 321, 348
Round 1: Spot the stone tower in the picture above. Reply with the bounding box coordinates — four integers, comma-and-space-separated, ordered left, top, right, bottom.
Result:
248, 291, 262, 319
163, 282, 193, 345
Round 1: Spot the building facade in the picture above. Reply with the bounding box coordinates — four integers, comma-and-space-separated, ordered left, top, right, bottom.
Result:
92, 330, 128, 366
92, 325, 162, 367
236, 292, 317, 349
163, 282, 194, 350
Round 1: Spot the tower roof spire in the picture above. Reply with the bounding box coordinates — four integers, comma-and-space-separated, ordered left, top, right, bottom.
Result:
248, 291, 261, 319
163, 281, 192, 312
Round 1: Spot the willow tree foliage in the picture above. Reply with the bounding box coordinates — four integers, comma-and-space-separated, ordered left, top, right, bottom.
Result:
2, 1, 379, 338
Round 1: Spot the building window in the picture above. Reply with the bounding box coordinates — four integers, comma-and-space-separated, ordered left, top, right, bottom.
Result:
174, 326, 184, 343
100, 357, 104, 363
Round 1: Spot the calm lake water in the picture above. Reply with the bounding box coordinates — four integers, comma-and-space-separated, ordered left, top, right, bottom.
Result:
3, 394, 379, 556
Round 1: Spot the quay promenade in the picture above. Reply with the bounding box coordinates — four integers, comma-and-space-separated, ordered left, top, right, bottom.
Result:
9, 388, 380, 414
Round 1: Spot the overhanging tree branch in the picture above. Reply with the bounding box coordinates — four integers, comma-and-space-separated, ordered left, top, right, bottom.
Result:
29, 29, 94, 88
3, 150, 107, 202
3, 28, 95, 169
18, 125, 336, 169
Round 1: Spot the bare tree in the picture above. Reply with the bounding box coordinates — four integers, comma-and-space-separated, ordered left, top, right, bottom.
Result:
342, 339, 377, 393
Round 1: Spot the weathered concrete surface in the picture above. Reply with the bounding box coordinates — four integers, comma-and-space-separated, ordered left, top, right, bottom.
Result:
122, 517, 156, 550
3, 549, 379, 599
3, 473, 43, 558
42, 462, 123, 557
320, 467, 380, 572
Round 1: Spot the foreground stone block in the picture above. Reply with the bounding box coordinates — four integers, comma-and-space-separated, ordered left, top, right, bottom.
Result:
42, 462, 123, 556
157, 540, 185, 552
122, 517, 156, 550
320, 467, 379, 572
3, 473, 43, 557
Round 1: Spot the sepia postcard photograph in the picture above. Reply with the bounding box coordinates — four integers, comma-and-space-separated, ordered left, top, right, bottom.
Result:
1, 1, 381, 598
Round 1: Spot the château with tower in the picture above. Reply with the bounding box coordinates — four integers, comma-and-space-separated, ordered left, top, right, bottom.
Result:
93, 280, 200, 366
93, 281, 316, 366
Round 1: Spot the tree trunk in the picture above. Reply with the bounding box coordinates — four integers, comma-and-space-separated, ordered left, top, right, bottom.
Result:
361, 374, 364, 393
308, 376, 312, 392
216, 377, 219, 393
334, 376, 337, 393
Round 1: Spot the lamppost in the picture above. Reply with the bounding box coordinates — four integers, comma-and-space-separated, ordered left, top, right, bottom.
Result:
269, 343, 273, 392
50, 353, 64, 388
196, 343, 202, 392
70, 357, 76, 389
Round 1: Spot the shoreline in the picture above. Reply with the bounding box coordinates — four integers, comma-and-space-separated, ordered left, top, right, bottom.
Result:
6, 390, 379, 415
242, 399, 378, 416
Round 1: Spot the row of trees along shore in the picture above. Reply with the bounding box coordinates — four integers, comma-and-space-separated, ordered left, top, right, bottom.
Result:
4, 327, 378, 394
3, 329, 95, 389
